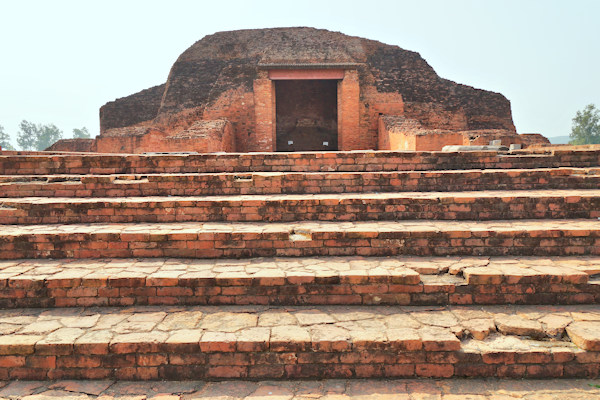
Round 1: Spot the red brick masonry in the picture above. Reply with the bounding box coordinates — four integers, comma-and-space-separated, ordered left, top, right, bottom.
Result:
0, 305, 598, 380
0, 149, 599, 382
2, 149, 600, 175
0, 257, 597, 308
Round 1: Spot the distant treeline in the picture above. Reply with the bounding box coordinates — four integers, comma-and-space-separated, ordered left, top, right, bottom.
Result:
0, 121, 92, 151
570, 104, 600, 145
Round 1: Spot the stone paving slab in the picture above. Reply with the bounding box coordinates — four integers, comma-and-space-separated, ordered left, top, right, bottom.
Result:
2, 167, 600, 198
0, 256, 598, 308
0, 378, 599, 399
1, 219, 600, 259
2, 189, 600, 224
0, 305, 597, 380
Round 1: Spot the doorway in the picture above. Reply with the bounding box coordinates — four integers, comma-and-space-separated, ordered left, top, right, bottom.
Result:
275, 80, 338, 151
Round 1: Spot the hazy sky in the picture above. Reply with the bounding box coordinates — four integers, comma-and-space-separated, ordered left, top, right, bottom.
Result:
1, 0, 598, 147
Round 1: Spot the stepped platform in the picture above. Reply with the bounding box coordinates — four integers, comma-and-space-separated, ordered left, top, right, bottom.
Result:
2, 149, 600, 176
1, 378, 600, 399
1, 148, 600, 387
1, 189, 599, 224
0, 305, 598, 380
1, 219, 599, 259
2, 168, 600, 198
0, 257, 598, 308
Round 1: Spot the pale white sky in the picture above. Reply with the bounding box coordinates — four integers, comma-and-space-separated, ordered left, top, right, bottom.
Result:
0, 0, 599, 147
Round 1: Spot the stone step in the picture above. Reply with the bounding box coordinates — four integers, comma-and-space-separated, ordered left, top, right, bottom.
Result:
2, 149, 599, 175
0, 304, 598, 380
0, 257, 598, 308
2, 378, 600, 399
2, 189, 599, 224
1, 219, 599, 259
2, 167, 600, 198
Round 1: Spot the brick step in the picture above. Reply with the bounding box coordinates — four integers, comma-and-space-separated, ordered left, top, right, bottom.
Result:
0, 257, 598, 308
2, 167, 599, 198
2, 189, 599, 224
1, 219, 599, 259
3, 378, 600, 399
0, 304, 598, 380
2, 149, 599, 175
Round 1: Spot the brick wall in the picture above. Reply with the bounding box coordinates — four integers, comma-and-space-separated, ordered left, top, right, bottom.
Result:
45, 139, 94, 152
415, 132, 464, 151
364, 90, 405, 149
378, 116, 465, 151
93, 121, 233, 154
161, 120, 234, 153
202, 89, 254, 152
99, 84, 165, 134
253, 75, 276, 151
338, 70, 361, 150
377, 115, 550, 151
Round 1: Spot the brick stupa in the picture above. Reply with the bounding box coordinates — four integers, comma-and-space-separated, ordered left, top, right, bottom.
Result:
90, 27, 547, 154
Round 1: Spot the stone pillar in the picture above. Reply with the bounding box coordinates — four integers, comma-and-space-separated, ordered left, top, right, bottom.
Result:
253, 76, 276, 152
338, 69, 360, 150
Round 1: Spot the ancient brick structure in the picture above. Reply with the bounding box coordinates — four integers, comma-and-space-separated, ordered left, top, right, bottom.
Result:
92, 27, 547, 153
0, 148, 599, 384
45, 138, 94, 152
1, 27, 596, 397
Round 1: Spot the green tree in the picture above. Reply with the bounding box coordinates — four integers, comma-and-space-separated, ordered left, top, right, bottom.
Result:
73, 127, 91, 139
0, 125, 15, 150
570, 104, 600, 145
16, 120, 63, 150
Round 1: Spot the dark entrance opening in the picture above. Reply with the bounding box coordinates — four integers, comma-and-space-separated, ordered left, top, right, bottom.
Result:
275, 80, 338, 151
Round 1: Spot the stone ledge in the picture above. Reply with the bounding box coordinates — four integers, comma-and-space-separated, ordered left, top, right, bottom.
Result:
0, 305, 597, 380
0, 257, 599, 308
1, 219, 600, 259
2, 189, 600, 224
2, 167, 600, 198
2, 149, 600, 175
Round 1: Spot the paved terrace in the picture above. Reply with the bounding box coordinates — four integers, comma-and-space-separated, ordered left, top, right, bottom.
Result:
0, 378, 599, 399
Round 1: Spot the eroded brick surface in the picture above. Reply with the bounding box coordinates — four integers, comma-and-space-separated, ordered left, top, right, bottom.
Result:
2, 189, 600, 224
0, 255, 598, 308
1, 148, 600, 387
94, 28, 520, 153
2, 150, 600, 176
2, 168, 600, 200
0, 305, 595, 380
0, 378, 598, 399
1, 219, 600, 260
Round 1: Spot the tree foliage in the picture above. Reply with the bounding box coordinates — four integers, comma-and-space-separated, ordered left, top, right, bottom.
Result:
16, 120, 63, 151
73, 127, 91, 139
570, 104, 600, 145
0, 125, 15, 151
